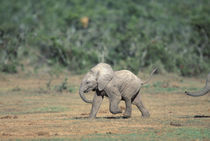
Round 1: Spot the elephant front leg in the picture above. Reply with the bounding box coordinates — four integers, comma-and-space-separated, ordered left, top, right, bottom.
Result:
105, 86, 122, 114
89, 93, 103, 119
109, 95, 122, 114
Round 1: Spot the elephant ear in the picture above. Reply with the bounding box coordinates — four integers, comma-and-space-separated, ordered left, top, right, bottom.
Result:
98, 72, 113, 91
92, 63, 114, 91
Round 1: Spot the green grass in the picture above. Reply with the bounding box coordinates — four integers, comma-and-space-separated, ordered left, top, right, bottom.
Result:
17, 127, 209, 141
144, 81, 201, 94
165, 128, 210, 140
32, 106, 68, 113
83, 127, 210, 141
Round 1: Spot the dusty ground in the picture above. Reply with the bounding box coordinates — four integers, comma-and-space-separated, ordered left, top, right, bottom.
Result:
0, 73, 209, 140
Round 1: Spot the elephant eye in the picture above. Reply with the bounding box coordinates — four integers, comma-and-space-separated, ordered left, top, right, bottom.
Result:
86, 81, 90, 84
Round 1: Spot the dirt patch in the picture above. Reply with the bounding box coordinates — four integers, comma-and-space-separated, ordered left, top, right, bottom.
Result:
80, 113, 89, 116
36, 131, 50, 136
0, 115, 18, 119
170, 121, 182, 127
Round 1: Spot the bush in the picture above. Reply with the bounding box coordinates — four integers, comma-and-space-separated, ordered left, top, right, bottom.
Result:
0, 0, 209, 76
0, 63, 17, 73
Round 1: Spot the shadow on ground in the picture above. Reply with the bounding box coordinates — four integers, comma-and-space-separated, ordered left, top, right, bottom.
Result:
178, 115, 210, 118
73, 116, 130, 120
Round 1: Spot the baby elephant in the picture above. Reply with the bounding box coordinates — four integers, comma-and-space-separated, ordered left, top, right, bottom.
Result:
79, 63, 156, 119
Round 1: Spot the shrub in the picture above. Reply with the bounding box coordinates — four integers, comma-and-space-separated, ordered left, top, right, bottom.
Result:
0, 0, 209, 76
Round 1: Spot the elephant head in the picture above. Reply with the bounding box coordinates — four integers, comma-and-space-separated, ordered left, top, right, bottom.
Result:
79, 63, 114, 103
185, 73, 210, 97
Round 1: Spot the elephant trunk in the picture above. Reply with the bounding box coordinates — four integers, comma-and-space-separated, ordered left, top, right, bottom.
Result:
185, 87, 209, 97
185, 76, 210, 97
79, 84, 93, 104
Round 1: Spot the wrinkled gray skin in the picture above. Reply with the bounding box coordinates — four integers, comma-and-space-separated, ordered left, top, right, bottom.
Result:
79, 63, 156, 119
185, 73, 210, 97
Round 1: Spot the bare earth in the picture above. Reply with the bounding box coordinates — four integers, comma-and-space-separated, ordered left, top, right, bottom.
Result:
0, 73, 209, 140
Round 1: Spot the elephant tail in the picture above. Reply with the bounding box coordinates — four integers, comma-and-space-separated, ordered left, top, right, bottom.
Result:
141, 68, 157, 85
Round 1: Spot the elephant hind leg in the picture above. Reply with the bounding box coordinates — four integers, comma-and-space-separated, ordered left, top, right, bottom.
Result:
123, 98, 132, 118
132, 93, 150, 118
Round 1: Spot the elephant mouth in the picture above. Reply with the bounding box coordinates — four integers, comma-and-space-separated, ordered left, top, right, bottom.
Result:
84, 88, 96, 93
84, 90, 88, 93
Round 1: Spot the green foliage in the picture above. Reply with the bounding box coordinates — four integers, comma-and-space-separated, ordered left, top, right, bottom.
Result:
0, 63, 18, 73
68, 85, 77, 93
0, 0, 209, 75
0, 24, 21, 73
56, 78, 68, 92
53, 78, 76, 93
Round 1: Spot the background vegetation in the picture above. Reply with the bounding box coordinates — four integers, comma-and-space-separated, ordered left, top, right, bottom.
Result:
0, 0, 209, 76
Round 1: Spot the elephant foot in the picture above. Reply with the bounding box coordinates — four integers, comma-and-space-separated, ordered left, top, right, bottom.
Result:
88, 114, 96, 119
142, 111, 150, 118
123, 114, 131, 118
110, 107, 122, 114
123, 110, 131, 118
110, 110, 122, 114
